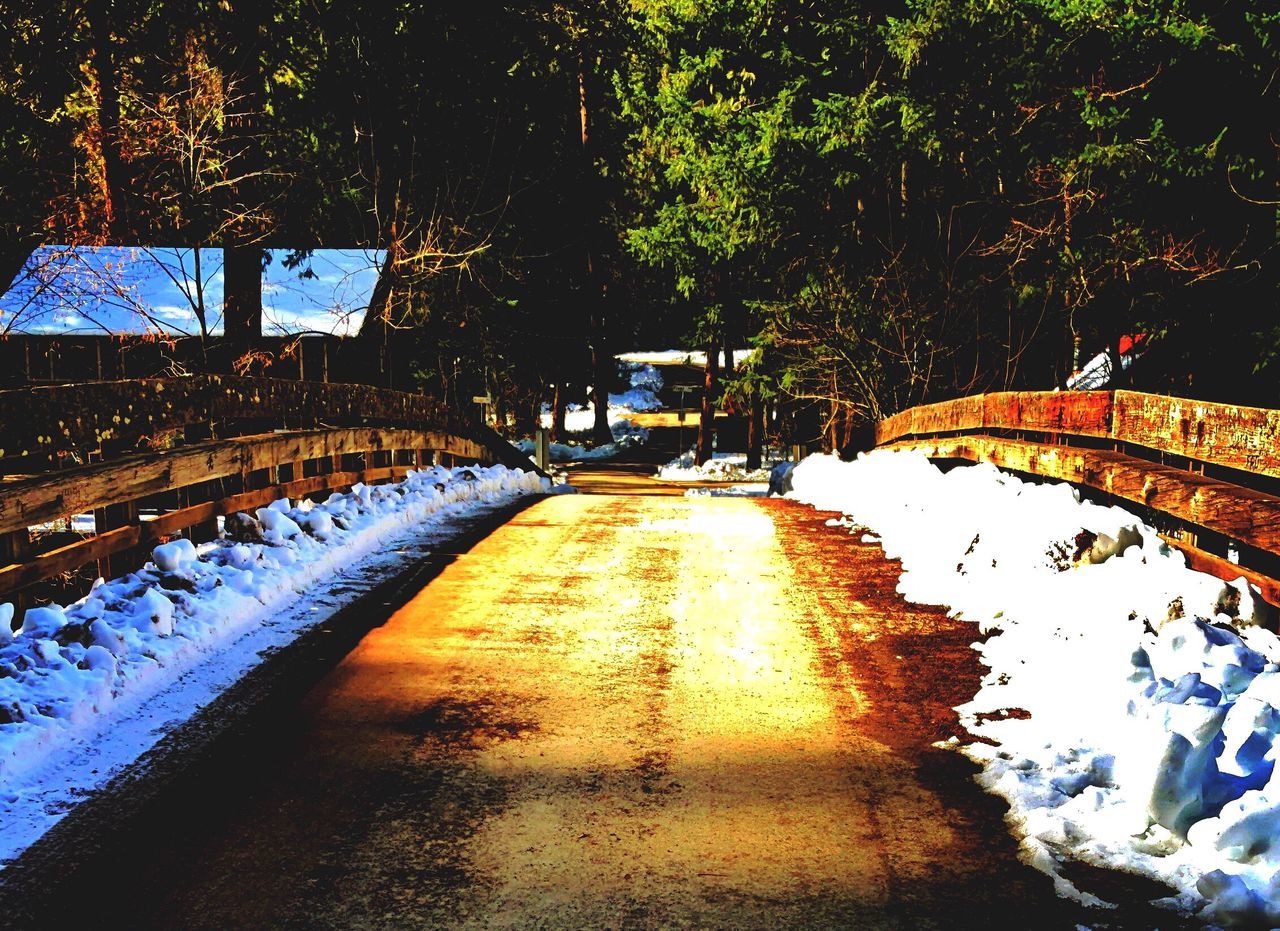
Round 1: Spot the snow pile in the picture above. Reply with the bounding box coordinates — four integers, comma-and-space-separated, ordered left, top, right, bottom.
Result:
609, 362, 663, 413
657, 450, 774, 483
683, 484, 768, 498
787, 450, 1280, 926
515, 419, 650, 463
0, 464, 552, 789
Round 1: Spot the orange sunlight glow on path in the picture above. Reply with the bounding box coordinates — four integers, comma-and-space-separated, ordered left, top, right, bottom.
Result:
269, 490, 1083, 929
65, 481, 1096, 929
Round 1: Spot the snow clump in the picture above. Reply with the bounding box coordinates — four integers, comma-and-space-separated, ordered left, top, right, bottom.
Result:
0, 463, 552, 789
657, 450, 775, 483
787, 449, 1280, 926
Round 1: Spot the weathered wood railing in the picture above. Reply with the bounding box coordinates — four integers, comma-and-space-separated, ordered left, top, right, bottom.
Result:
875, 390, 1280, 606
0, 376, 543, 605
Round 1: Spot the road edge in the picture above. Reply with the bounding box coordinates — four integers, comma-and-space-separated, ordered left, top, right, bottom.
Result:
0, 493, 546, 922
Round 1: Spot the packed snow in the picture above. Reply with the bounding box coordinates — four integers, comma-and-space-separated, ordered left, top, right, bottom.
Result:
608, 362, 664, 413
0, 462, 556, 861
683, 483, 769, 498
657, 449, 775, 483
786, 450, 1280, 927
516, 419, 649, 463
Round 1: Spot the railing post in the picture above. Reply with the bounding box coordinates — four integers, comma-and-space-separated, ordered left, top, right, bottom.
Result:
281, 458, 304, 484
0, 530, 29, 615
535, 427, 551, 473
95, 499, 139, 580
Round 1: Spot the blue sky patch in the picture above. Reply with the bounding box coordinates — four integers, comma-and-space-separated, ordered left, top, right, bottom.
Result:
0, 247, 381, 336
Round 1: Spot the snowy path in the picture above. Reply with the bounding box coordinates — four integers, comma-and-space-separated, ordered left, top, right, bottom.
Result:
8, 484, 1115, 928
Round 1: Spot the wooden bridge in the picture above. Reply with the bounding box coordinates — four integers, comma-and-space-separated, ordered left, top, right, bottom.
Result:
1, 380, 1276, 927
876, 389, 1280, 610
0, 375, 541, 608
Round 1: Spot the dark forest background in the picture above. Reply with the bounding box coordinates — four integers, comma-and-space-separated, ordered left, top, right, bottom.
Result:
2, 0, 1277, 449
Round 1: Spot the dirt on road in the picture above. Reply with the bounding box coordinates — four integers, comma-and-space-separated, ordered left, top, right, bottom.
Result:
12, 475, 1116, 929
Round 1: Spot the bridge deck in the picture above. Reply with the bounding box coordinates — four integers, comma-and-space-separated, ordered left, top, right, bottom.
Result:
16, 470, 1107, 928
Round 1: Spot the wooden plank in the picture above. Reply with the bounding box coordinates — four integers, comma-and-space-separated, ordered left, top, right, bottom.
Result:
885, 435, 1280, 558
910, 395, 985, 436
143, 466, 407, 539
983, 391, 1112, 437
1159, 536, 1280, 610
1113, 391, 1280, 478
0, 428, 479, 536
877, 391, 1115, 445
0, 530, 29, 613
0, 525, 140, 594
0, 376, 458, 463
467, 421, 546, 476
0, 465, 414, 597
875, 408, 915, 445
95, 499, 139, 580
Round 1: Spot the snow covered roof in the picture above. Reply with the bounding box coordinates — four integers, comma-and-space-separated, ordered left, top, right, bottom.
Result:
616, 348, 759, 367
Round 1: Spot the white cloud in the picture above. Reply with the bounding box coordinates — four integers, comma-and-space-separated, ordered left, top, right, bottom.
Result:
151, 304, 197, 321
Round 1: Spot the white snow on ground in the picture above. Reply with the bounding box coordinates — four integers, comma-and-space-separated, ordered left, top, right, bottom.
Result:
609, 362, 663, 412
515, 420, 649, 463
657, 449, 775, 483
786, 449, 1280, 927
0, 463, 558, 864
684, 483, 769, 498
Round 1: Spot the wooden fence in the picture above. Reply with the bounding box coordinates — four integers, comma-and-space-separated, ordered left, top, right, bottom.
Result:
875, 390, 1280, 607
0, 376, 543, 605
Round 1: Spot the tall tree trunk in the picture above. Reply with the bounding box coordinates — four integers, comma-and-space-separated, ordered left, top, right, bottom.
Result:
552, 382, 568, 442
222, 246, 263, 361
840, 406, 857, 452
721, 270, 741, 412
588, 311, 612, 445
746, 389, 764, 470
220, 0, 267, 358
577, 53, 614, 447
360, 238, 399, 337
825, 393, 840, 454
0, 242, 36, 298
356, 236, 402, 387
513, 392, 535, 437
87, 0, 127, 241
696, 336, 719, 466
722, 341, 735, 414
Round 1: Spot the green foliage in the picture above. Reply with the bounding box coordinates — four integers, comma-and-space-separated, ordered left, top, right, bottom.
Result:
4, 0, 1279, 427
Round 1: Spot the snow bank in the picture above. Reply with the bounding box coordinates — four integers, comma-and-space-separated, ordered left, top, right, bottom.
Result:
787, 450, 1280, 926
0, 464, 552, 790
515, 419, 649, 463
657, 449, 774, 483
683, 483, 768, 498
610, 362, 664, 413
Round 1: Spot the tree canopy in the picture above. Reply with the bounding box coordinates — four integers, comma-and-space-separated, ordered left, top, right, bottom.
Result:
1, 0, 1277, 445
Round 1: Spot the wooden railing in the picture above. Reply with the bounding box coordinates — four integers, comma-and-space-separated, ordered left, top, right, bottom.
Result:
875, 390, 1280, 607
0, 376, 543, 604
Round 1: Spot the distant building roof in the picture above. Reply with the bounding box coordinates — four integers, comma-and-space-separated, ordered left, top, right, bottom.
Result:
616, 348, 759, 367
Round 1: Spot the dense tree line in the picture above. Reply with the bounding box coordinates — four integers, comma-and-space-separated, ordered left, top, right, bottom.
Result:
1, 1, 1277, 455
